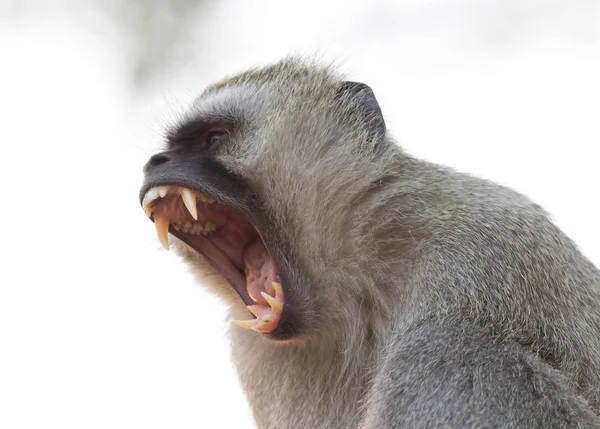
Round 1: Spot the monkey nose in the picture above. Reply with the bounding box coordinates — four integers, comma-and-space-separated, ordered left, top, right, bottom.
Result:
144, 152, 171, 172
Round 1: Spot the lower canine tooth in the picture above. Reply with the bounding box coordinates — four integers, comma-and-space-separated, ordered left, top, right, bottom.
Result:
233, 319, 257, 330
261, 291, 283, 312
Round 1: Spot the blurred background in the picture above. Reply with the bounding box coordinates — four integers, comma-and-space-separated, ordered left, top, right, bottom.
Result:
1, 0, 599, 427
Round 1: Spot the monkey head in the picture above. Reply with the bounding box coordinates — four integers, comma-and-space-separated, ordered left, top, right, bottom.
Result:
139, 59, 392, 342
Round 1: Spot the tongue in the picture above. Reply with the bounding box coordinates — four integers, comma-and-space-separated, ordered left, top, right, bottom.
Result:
242, 238, 278, 305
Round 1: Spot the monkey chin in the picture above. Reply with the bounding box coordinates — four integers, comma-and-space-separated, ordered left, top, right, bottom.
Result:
141, 185, 285, 337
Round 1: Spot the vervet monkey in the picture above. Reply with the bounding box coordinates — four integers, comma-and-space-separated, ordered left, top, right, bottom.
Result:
140, 58, 600, 428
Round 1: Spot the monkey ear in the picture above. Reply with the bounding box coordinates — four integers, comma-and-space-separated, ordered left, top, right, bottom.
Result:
338, 81, 386, 142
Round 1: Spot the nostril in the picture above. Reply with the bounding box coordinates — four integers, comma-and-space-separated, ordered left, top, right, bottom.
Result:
148, 153, 170, 166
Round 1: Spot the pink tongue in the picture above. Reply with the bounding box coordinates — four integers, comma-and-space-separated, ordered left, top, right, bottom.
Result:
242, 238, 277, 305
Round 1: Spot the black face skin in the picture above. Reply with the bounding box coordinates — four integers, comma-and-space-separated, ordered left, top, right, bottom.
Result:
139, 121, 307, 341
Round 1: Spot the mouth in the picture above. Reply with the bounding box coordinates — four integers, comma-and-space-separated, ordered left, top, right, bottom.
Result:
141, 185, 284, 334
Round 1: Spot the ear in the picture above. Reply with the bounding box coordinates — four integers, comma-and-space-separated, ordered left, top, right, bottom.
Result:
337, 81, 386, 142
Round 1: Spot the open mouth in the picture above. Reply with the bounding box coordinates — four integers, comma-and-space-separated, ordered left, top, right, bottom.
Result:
141, 186, 283, 334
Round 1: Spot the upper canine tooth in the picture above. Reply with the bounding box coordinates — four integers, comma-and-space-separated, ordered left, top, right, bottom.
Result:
154, 214, 170, 250
181, 189, 198, 220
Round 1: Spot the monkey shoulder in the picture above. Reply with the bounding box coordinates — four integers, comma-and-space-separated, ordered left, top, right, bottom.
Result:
360, 322, 600, 429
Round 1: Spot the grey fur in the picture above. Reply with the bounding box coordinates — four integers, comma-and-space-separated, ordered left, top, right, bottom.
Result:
161, 57, 600, 428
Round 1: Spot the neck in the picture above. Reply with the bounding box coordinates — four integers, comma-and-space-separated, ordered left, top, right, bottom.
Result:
229, 322, 381, 429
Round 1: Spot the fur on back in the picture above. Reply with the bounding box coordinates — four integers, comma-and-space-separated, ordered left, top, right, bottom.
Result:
170, 57, 600, 428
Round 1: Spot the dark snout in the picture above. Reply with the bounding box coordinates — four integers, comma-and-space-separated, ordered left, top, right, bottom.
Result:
139, 149, 253, 215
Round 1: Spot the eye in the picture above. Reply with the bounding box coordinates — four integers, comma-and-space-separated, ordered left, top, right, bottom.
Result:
205, 129, 229, 148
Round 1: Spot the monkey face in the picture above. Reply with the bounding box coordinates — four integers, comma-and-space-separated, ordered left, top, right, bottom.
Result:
140, 60, 388, 342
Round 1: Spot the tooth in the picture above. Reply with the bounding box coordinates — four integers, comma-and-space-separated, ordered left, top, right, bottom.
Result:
181, 189, 198, 220
173, 223, 181, 231
197, 192, 216, 204
248, 289, 261, 303
233, 319, 257, 330
142, 188, 159, 216
251, 317, 272, 333
246, 305, 262, 317
143, 188, 159, 205
154, 215, 170, 250
271, 282, 283, 299
202, 193, 215, 203
191, 223, 203, 235
261, 291, 283, 312
158, 186, 168, 198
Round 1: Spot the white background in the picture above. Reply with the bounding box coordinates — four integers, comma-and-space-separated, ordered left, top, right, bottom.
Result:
1, 1, 599, 428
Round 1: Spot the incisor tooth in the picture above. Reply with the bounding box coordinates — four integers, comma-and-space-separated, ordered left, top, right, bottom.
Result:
154, 215, 170, 250
181, 189, 198, 220
144, 187, 159, 204
233, 319, 257, 330
261, 291, 283, 312
142, 188, 159, 216
158, 186, 168, 198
